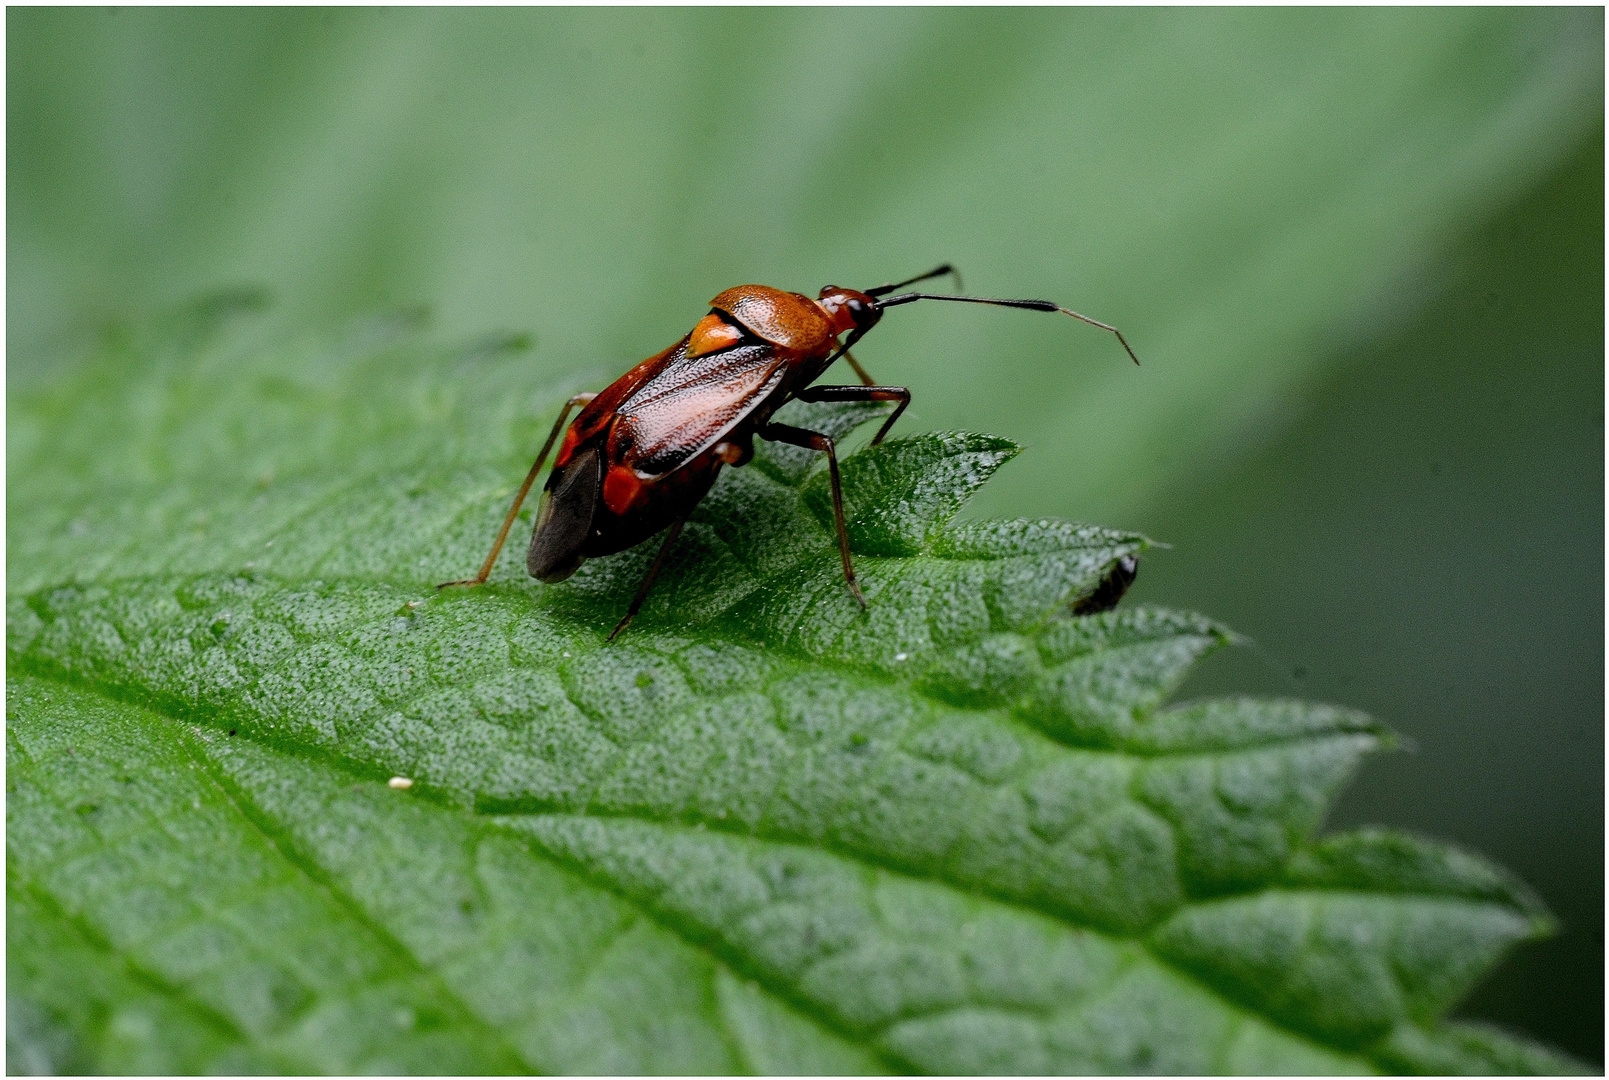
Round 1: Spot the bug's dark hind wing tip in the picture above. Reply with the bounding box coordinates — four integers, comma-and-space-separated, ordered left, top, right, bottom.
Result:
534, 558, 585, 584
527, 447, 600, 582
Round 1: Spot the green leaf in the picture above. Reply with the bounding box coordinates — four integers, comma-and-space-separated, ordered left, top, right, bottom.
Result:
6, 302, 1580, 1073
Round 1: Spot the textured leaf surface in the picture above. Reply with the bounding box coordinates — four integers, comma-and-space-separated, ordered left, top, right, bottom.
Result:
6, 304, 1579, 1073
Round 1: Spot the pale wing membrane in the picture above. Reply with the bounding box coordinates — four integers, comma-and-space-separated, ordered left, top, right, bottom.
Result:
615, 342, 786, 477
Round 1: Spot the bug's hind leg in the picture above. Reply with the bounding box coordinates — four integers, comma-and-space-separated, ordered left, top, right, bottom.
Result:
840, 349, 878, 387
608, 516, 688, 642
758, 421, 867, 609
438, 392, 595, 588
793, 383, 911, 445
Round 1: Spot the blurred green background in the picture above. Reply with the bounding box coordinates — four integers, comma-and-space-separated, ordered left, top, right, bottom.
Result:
8, 7, 1602, 1063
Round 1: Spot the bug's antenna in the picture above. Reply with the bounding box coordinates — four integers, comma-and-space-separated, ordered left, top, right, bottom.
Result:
865, 264, 963, 298
875, 292, 1139, 365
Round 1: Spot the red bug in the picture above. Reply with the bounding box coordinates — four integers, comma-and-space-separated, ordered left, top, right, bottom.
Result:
440, 265, 1137, 639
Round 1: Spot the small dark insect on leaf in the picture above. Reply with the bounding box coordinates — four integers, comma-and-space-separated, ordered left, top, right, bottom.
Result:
1072, 554, 1139, 615
439, 265, 1139, 640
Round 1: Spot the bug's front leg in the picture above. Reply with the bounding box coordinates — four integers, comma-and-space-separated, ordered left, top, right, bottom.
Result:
438, 392, 596, 589
758, 421, 867, 610
793, 383, 911, 445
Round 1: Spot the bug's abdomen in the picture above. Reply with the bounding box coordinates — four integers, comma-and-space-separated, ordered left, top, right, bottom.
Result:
582, 444, 724, 559
527, 425, 731, 580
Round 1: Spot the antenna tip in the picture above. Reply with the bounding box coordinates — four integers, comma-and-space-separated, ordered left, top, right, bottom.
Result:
1054, 305, 1139, 363
1117, 334, 1140, 365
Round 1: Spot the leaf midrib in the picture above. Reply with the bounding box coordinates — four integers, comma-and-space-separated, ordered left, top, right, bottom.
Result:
10, 667, 914, 1074
19, 566, 1232, 756
15, 657, 1426, 1072
167, 719, 537, 1073
8, 575, 1384, 926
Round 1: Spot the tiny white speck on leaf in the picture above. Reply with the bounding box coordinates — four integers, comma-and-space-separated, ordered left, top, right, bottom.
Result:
894, 652, 909, 662
388, 776, 414, 790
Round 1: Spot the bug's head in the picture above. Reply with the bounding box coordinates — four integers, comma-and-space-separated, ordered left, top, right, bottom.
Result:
815, 285, 882, 338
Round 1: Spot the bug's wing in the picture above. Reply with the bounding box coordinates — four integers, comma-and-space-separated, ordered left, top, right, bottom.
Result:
613, 341, 787, 477
527, 446, 601, 582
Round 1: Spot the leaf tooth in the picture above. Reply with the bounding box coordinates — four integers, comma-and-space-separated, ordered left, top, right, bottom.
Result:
1135, 730, 1387, 894
1134, 698, 1391, 756
1016, 607, 1229, 749
1374, 1018, 1594, 1075
929, 518, 1148, 562
801, 432, 1021, 557
1149, 883, 1542, 1047
1283, 829, 1554, 929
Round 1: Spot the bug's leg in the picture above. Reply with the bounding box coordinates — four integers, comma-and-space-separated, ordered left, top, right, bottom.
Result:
608, 515, 688, 642
841, 349, 877, 387
758, 421, 867, 609
438, 392, 596, 588
794, 384, 911, 446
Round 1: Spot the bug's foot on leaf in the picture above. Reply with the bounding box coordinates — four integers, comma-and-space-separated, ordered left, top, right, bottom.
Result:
435, 578, 482, 590
607, 612, 634, 642
847, 579, 868, 610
